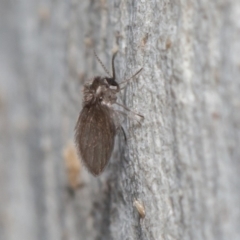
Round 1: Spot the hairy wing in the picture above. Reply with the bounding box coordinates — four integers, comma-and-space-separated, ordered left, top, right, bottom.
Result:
75, 105, 116, 175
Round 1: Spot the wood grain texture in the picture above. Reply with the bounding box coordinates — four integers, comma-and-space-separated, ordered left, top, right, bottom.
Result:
0, 0, 239, 240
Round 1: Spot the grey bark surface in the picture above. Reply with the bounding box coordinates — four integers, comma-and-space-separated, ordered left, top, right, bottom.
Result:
0, 0, 240, 240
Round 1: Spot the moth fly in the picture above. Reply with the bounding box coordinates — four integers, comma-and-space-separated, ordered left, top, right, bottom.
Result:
75, 50, 143, 176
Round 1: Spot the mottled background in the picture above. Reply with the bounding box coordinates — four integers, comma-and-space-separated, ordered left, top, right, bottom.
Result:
0, 1, 240, 240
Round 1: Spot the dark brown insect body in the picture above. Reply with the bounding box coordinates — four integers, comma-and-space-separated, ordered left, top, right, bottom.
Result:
75, 52, 142, 175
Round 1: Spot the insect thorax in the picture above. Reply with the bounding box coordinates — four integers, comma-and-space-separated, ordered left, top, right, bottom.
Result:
83, 77, 119, 106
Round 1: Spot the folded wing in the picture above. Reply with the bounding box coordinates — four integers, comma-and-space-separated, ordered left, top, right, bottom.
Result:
75, 104, 116, 175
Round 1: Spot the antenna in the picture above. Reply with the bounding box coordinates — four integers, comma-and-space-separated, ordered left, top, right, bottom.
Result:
94, 50, 111, 77
119, 68, 143, 86
111, 51, 118, 80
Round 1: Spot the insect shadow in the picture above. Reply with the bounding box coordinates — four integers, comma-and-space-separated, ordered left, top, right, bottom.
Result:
75, 50, 143, 176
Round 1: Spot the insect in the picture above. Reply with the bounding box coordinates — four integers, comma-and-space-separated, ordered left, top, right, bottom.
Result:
75, 51, 143, 175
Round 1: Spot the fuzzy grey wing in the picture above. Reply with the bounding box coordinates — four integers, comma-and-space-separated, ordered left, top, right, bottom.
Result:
75, 105, 116, 175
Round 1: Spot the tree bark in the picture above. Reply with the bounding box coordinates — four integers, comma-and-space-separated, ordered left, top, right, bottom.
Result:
0, 0, 240, 240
